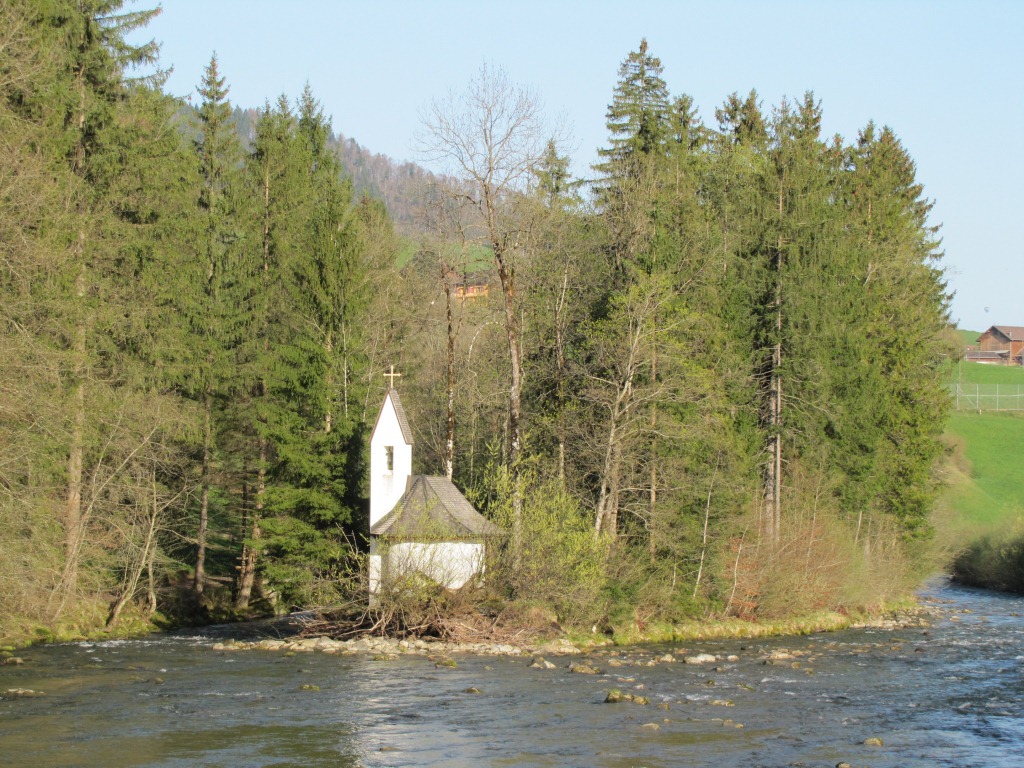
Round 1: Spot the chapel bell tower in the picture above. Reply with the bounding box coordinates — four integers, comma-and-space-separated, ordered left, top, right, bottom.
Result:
369, 367, 413, 527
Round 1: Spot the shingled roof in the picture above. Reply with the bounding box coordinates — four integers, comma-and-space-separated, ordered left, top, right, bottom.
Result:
991, 326, 1024, 342
966, 350, 1007, 361
370, 475, 502, 539
371, 388, 414, 445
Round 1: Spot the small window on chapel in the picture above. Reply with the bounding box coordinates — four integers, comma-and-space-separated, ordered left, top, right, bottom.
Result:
385, 446, 394, 472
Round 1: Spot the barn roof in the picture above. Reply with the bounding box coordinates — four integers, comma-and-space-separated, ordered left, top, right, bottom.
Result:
371, 388, 414, 445
965, 350, 1008, 361
370, 475, 502, 539
980, 326, 1024, 342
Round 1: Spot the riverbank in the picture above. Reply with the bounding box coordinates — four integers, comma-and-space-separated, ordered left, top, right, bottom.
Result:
951, 527, 1024, 594
5, 581, 1017, 768
202, 601, 934, 661
0, 603, 159, 654
1, 591, 936, 657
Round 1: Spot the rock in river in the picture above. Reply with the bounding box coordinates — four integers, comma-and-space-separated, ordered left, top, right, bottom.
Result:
683, 653, 717, 664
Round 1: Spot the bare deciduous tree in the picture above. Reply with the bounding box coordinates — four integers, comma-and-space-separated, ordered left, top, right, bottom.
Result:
418, 64, 551, 558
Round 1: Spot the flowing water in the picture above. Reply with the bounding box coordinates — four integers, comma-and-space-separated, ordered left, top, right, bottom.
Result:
2, 580, 1022, 768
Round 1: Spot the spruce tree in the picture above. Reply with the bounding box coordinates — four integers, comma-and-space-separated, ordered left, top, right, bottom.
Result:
758, 93, 833, 542
595, 38, 671, 177
715, 90, 769, 147
837, 123, 950, 540
20, 0, 163, 610
522, 140, 593, 485
0, 1, 77, 623
594, 40, 673, 280
234, 96, 302, 608
186, 54, 246, 594
233, 90, 372, 607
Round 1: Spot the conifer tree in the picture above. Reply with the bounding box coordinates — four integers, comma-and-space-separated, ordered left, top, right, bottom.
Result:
0, 1, 76, 623
522, 140, 593, 485
758, 93, 832, 542
641, 99, 747, 577
234, 97, 294, 608
590, 40, 723, 550
185, 54, 246, 594
594, 40, 672, 279
835, 123, 949, 540
20, 0, 163, 609
595, 38, 671, 178
715, 90, 769, 147
234, 90, 370, 607
260, 87, 363, 603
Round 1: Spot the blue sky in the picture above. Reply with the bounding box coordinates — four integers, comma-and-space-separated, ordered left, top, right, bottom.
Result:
131, 0, 1023, 332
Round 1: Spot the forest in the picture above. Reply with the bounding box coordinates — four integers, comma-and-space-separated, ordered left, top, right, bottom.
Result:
0, 2, 952, 642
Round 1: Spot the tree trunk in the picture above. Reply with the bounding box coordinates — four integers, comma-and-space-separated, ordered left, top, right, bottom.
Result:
648, 313, 658, 558
494, 250, 523, 559
60, 56, 92, 611
555, 264, 570, 485
693, 456, 719, 598
194, 389, 211, 593
236, 150, 272, 610
324, 331, 333, 434
146, 539, 157, 615
59, 252, 88, 611
444, 275, 456, 480
235, 437, 265, 610
595, 418, 619, 537
764, 183, 784, 545
595, 381, 631, 539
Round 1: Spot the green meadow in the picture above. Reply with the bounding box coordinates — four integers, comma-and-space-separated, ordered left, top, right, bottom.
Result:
939, 362, 1024, 528
955, 328, 981, 348
939, 410, 1024, 530
952, 359, 1024, 385
937, 361, 1024, 589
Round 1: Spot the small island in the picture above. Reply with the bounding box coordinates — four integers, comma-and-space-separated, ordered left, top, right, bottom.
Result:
0, 6, 1011, 653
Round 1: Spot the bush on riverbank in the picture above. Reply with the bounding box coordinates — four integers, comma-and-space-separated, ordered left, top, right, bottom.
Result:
694, 456, 922, 625
951, 522, 1024, 594
480, 468, 609, 629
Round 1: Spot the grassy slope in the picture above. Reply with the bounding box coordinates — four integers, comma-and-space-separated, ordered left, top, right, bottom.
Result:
396, 239, 494, 271
957, 328, 981, 347
952, 360, 1024, 385
936, 360, 1024, 542
939, 411, 1024, 529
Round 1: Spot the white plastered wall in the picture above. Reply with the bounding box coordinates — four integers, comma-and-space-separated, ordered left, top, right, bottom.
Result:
380, 541, 485, 591
368, 538, 383, 606
369, 391, 412, 527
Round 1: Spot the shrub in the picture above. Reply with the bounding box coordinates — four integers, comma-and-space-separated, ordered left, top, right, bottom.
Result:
475, 460, 610, 627
722, 465, 917, 619
951, 520, 1024, 593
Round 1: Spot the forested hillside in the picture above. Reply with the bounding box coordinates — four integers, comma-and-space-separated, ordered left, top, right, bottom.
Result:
229, 106, 435, 234
0, 4, 951, 643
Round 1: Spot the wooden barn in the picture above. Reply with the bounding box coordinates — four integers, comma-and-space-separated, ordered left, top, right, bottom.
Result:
967, 326, 1024, 366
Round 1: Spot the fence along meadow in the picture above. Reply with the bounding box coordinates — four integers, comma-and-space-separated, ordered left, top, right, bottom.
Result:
951, 382, 1024, 412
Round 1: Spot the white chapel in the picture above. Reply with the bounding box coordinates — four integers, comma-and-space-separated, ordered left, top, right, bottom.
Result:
368, 374, 500, 602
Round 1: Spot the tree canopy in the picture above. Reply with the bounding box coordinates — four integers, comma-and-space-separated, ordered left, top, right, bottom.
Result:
0, 22, 951, 641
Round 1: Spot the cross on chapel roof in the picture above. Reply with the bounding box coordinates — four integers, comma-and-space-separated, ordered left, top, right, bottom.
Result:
384, 365, 402, 389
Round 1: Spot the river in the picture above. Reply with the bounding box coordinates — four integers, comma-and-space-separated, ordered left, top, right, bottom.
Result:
1, 580, 1021, 768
